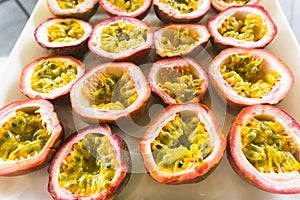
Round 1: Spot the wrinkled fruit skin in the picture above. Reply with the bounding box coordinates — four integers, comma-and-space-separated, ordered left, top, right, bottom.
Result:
48, 124, 131, 200
0, 99, 63, 176
211, 0, 260, 12
227, 105, 300, 194
140, 103, 226, 184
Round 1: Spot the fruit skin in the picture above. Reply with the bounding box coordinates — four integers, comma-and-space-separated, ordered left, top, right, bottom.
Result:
34, 18, 92, 58
147, 57, 209, 104
208, 47, 294, 108
19, 55, 85, 100
46, 0, 99, 21
88, 16, 154, 62
48, 124, 131, 200
211, 0, 260, 12
70, 62, 151, 123
140, 103, 226, 184
154, 23, 210, 58
0, 99, 63, 176
153, 0, 211, 24
99, 0, 152, 19
208, 5, 277, 50
227, 104, 300, 194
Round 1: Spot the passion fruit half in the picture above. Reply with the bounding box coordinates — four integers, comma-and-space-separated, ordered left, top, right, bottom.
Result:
70, 62, 151, 123
46, 0, 99, 20
88, 16, 154, 62
153, 0, 211, 23
227, 104, 300, 194
34, 17, 92, 57
0, 99, 63, 176
211, 0, 260, 12
20, 55, 85, 100
155, 23, 210, 58
208, 5, 277, 50
48, 124, 131, 199
208, 47, 294, 107
99, 0, 152, 19
140, 103, 226, 184
148, 57, 209, 104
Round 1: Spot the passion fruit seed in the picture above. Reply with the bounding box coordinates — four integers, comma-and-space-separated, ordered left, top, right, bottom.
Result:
159, 0, 199, 14
161, 27, 199, 55
56, 0, 85, 9
107, 0, 144, 13
31, 59, 78, 93
241, 116, 300, 173
151, 114, 213, 172
158, 65, 203, 103
82, 72, 138, 110
222, 0, 250, 4
100, 21, 148, 53
58, 134, 117, 196
0, 110, 50, 161
220, 54, 281, 98
218, 14, 268, 42
48, 19, 85, 43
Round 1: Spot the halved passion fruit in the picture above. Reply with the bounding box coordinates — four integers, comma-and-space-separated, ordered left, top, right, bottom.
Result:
20, 55, 85, 100
0, 99, 63, 176
148, 57, 209, 104
155, 23, 210, 58
211, 0, 260, 12
34, 18, 92, 57
140, 103, 226, 184
48, 124, 131, 199
46, 0, 99, 20
70, 62, 151, 123
227, 105, 300, 194
153, 0, 211, 23
208, 48, 294, 107
99, 0, 152, 19
208, 5, 277, 49
88, 16, 154, 62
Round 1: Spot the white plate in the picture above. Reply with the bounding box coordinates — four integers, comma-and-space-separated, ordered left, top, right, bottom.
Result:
1, 0, 300, 199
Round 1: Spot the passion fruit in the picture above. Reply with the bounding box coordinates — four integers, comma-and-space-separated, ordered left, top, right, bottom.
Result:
34, 17, 92, 57
155, 23, 210, 58
46, 0, 99, 20
99, 0, 152, 19
153, 0, 211, 23
227, 104, 300, 194
88, 16, 154, 62
211, 0, 260, 12
70, 62, 151, 123
0, 99, 63, 176
48, 124, 131, 199
148, 57, 209, 104
208, 47, 294, 107
20, 55, 85, 100
140, 103, 226, 184
208, 5, 277, 50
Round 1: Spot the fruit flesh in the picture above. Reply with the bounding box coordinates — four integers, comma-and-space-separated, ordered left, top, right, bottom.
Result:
31, 59, 78, 93
56, 0, 85, 9
241, 115, 300, 173
0, 110, 50, 161
58, 134, 117, 196
218, 14, 268, 42
157, 65, 203, 103
82, 71, 138, 110
47, 19, 85, 43
222, 0, 250, 3
161, 27, 199, 55
220, 54, 281, 98
106, 0, 144, 13
159, 0, 199, 14
151, 113, 213, 172
100, 21, 148, 53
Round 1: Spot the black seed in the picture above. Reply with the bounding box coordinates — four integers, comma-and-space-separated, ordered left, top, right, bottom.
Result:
156, 144, 162, 149
11, 122, 17, 127
105, 164, 112, 169
178, 160, 184, 168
